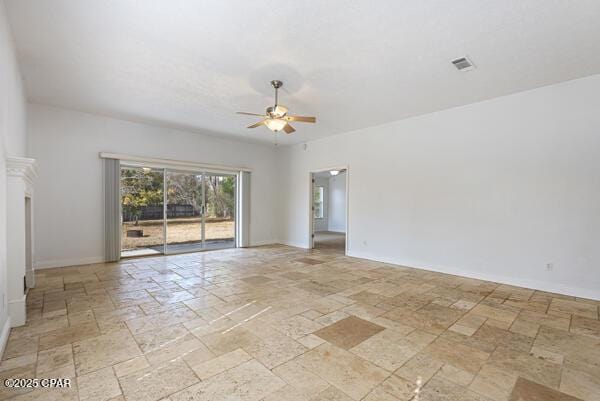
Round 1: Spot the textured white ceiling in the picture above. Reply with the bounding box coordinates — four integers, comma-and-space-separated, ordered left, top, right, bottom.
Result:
5, 0, 600, 145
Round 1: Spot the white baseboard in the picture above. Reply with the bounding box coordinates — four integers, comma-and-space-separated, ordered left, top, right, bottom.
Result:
34, 256, 105, 270
276, 240, 310, 249
249, 239, 279, 247
347, 250, 600, 301
0, 316, 11, 359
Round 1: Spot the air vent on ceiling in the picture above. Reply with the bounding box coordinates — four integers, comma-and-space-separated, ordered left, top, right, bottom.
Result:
451, 56, 475, 71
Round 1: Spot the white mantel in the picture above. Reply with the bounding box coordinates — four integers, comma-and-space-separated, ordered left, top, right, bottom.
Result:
6, 157, 37, 327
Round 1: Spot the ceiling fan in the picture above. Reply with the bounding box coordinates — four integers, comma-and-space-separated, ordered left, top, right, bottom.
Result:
237, 80, 316, 134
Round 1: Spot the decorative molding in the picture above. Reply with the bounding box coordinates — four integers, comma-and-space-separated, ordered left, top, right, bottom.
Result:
6, 157, 38, 185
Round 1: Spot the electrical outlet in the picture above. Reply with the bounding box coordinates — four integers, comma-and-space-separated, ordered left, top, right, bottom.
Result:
546, 263, 554, 271
363, 240, 368, 246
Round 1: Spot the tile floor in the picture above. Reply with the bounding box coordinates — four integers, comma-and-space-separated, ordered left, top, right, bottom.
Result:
1, 244, 599, 401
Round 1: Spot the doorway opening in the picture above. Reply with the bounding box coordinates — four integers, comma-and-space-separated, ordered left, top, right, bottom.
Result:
310, 168, 348, 254
120, 165, 236, 258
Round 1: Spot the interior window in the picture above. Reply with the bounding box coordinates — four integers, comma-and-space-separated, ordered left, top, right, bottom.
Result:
313, 186, 324, 219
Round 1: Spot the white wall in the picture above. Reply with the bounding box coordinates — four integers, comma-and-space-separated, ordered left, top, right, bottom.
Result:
328, 171, 346, 232
313, 176, 329, 232
27, 104, 278, 268
277, 74, 600, 300
0, 0, 28, 348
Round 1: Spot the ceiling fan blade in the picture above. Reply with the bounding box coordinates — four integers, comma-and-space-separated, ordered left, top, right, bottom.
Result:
283, 124, 296, 134
247, 120, 266, 128
285, 115, 316, 123
237, 112, 267, 117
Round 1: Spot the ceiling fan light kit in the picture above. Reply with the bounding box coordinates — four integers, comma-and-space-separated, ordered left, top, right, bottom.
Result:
237, 80, 316, 135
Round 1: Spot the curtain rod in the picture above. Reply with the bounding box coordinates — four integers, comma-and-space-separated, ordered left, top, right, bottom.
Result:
99, 152, 252, 172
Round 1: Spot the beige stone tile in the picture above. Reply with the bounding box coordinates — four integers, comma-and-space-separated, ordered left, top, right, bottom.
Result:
549, 298, 598, 319
451, 299, 478, 311
349, 291, 390, 306
487, 346, 562, 388
272, 360, 329, 398
570, 315, 600, 339
420, 376, 492, 401
424, 338, 490, 375
314, 310, 350, 326
296, 343, 389, 400
77, 367, 121, 401
449, 313, 487, 336
73, 329, 142, 375
384, 304, 465, 335
517, 309, 571, 331
20, 245, 600, 401
363, 386, 401, 401
125, 307, 197, 334
302, 309, 324, 320
38, 322, 100, 351
112, 356, 150, 378
67, 310, 96, 326
170, 359, 285, 401
341, 302, 387, 320
119, 359, 198, 401
198, 326, 261, 356
437, 363, 476, 387
510, 377, 584, 401
0, 354, 37, 373
0, 363, 36, 399
314, 316, 384, 349
471, 304, 518, 325
190, 348, 252, 379
6, 385, 78, 401
350, 329, 425, 371
296, 334, 325, 350
181, 345, 215, 368
244, 329, 307, 369
2, 335, 39, 360
529, 346, 564, 365
272, 315, 324, 339
10, 315, 68, 339
369, 316, 415, 334
395, 351, 443, 383
378, 375, 418, 401
310, 386, 354, 401
134, 324, 206, 366
469, 364, 517, 401
36, 344, 75, 377
534, 326, 600, 377
560, 366, 600, 401
509, 318, 539, 337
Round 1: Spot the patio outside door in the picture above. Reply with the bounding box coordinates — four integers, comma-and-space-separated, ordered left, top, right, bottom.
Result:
165, 170, 236, 254
121, 167, 236, 257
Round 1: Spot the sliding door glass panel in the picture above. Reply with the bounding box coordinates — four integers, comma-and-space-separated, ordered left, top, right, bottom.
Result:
120, 167, 164, 257
166, 171, 203, 253
203, 174, 236, 250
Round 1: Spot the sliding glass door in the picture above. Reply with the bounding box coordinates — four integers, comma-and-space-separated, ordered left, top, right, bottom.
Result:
166, 171, 204, 253
120, 166, 165, 257
204, 174, 236, 250
120, 166, 237, 258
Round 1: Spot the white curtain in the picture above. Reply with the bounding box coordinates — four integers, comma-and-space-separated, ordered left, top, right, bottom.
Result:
103, 158, 121, 261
